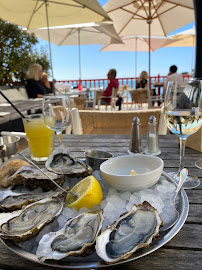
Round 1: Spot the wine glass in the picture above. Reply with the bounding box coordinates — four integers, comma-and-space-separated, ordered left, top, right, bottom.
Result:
163, 80, 202, 189
43, 95, 71, 145
195, 159, 202, 169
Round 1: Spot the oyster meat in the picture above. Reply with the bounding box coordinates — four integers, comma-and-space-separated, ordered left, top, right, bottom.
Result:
95, 201, 162, 264
0, 159, 30, 187
45, 147, 92, 177
36, 210, 104, 261
0, 197, 64, 242
0, 188, 68, 212
8, 166, 65, 191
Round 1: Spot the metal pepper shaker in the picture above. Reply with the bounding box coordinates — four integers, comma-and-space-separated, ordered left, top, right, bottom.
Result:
145, 115, 161, 156
128, 117, 142, 154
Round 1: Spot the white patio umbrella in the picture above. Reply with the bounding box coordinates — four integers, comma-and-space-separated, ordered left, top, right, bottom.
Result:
101, 35, 178, 78
103, 0, 194, 107
166, 27, 195, 73
26, 22, 122, 80
0, 0, 112, 80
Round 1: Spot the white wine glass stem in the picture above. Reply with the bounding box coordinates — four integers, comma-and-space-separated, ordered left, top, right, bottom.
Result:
56, 131, 62, 146
178, 137, 186, 175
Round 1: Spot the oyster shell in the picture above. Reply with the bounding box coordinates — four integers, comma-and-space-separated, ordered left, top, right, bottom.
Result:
8, 166, 65, 191
0, 197, 64, 242
0, 188, 68, 212
45, 147, 92, 177
95, 201, 162, 264
36, 210, 104, 261
0, 159, 30, 187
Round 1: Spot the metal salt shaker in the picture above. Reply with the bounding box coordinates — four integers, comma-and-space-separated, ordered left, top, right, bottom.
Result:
145, 115, 161, 156
128, 117, 142, 154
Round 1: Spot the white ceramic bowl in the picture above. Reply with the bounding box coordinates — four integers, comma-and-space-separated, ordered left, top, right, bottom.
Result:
100, 154, 164, 191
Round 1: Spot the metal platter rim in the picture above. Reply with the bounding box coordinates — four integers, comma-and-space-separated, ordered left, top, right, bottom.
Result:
1, 171, 189, 269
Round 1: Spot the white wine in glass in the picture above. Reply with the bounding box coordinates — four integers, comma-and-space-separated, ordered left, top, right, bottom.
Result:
163, 80, 202, 189
43, 95, 71, 146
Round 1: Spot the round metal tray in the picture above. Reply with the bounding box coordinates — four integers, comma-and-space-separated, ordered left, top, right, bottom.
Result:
1, 171, 189, 268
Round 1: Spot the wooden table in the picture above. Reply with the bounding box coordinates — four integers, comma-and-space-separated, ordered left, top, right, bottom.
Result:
0, 134, 202, 270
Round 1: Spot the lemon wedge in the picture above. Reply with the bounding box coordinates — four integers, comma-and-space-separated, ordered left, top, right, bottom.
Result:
130, 169, 138, 175
65, 175, 103, 210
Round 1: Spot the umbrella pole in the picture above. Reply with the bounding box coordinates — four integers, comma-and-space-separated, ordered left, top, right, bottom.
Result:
78, 28, 81, 81
147, 1, 152, 108
45, 1, 54, 93
191, 36, 194, 75
135, 37, 137, 79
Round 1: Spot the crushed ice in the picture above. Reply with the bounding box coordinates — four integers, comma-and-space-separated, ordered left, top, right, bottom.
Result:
17, 170, 178, 254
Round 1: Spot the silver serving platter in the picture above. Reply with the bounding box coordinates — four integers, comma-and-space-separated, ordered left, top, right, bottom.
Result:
0, 171, 189, 269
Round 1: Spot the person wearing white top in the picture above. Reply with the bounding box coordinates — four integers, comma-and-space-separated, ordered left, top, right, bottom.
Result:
164, 65, 184, 91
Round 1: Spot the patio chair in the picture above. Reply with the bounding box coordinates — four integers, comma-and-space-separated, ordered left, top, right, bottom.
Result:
72, 96, 87, 110
130, 88, 149, 108
119, 85, 129, 110
97, 87, 119, 111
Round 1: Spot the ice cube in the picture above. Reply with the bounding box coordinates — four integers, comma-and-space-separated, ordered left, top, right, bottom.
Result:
121, 191, 132, 201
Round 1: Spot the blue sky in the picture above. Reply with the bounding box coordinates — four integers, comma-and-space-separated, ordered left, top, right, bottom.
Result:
36, 0, 195, 81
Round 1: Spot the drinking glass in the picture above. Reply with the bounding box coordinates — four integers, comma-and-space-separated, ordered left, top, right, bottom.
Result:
43, 95, 71, 145
23, 114, 54, 161
163, 80, 202, 189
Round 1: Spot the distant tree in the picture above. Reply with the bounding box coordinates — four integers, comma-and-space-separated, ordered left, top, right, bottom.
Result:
0, 19, 50, 85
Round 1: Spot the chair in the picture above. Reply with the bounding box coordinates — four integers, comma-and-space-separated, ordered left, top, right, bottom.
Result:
97, 88, 119, 111
119, 85, 129, 110
72, 96, 87, 110
130, 88, 149, 108
84, 89, 96, 110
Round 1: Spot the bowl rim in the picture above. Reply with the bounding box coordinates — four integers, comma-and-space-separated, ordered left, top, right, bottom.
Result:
100, 154, 164, 177
84, 149, 114, 160
0, 135, 20, 146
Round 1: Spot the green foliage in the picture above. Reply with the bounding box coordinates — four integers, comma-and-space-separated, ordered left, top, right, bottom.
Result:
0, 19, 51, 85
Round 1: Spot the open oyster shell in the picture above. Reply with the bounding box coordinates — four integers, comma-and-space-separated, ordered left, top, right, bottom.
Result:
95, 201, 163, 264
0, 188, 68, 212
8, 166, 65, 191
45, 147, 92, 177
0, 159, 30, 188
0, 197, 64, 243
36, 210, 104, 261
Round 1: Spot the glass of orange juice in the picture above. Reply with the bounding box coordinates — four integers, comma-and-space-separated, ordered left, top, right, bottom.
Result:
23, 114, 54, 162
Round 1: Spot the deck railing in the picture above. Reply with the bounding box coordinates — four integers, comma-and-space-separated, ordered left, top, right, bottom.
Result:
57, 74, 191, 89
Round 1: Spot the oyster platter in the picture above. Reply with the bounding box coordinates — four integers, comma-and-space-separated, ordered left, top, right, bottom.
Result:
0, 147, 189, 268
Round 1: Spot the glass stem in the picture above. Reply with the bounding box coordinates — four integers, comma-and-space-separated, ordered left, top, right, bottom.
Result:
178, 137, 186, 175
56, 132, 62, 146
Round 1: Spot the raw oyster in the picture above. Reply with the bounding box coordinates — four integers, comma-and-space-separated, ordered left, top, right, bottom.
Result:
0, 197, 64, 242
0, 159, 30, 187
36, 210, 104, 261
8, 166, 65, 191
95, 201, 162, 264
0, 188, 68, 212
45, 147, 92, 177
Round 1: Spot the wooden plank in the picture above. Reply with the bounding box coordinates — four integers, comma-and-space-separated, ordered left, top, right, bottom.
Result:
0, 242, 201, 270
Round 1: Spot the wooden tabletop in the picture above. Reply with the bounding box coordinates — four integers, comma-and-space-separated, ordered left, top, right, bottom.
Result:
0, 134, 201, 270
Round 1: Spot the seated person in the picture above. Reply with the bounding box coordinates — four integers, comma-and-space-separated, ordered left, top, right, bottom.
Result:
41, 72, 54, 94
101, 69, 122, 110
164, 65, 184, 90
136, 71, 148, 89
25, 63, 48, 98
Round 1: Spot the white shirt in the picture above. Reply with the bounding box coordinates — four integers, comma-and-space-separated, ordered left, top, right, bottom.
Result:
164, 73, 184, 90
